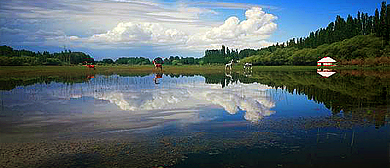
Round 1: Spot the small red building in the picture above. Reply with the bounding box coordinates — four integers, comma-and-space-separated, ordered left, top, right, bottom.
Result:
317, 57, 336, 66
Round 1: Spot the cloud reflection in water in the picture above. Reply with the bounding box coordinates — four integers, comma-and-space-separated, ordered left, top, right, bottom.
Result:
88, 77, 276, 122
2, 75, 276, 123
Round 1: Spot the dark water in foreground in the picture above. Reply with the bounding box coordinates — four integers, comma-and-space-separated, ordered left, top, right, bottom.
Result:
0, 69, 389, 167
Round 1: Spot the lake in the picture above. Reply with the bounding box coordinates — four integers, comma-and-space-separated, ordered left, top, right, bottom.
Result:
0, 67, 389, 167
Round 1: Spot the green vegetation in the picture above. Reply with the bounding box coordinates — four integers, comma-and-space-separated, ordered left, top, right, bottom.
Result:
162, 56, 203, 65
203, 45, 240, 64
108, 57, 151, 65
0, 65, 226, 90
0, 46, 94, 66
97, 56, 205, 66
0, 66, 147, 90
0, 45, 205, 66
241, 35, 390, 66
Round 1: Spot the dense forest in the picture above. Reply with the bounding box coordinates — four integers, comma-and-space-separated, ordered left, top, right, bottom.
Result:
241, 35, 390, 66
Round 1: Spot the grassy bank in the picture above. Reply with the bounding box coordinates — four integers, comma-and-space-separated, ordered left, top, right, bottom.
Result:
0, 65, 229, 77
2, 65, 389, 79
0, 65, 227, 90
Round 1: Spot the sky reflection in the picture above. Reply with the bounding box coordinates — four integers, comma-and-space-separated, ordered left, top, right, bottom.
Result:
1, 75, 276, 125
66, 75, 275, 122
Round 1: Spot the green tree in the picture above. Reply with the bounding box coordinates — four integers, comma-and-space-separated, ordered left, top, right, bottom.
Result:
380, 1, 387, 39
387, 4, 390, 42
171, 60, 180, 65
346, 15, 355, 39
0, 45, 14, 56
44, 58, 62, 65
102, 58, 114, 64
221, 45, 226, 56
373, 8, 380, 36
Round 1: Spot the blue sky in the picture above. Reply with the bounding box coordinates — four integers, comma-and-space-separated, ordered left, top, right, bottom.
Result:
0, 0, 386, 60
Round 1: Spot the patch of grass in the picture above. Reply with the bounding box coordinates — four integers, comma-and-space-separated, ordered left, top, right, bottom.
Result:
5, 65, 390, 79
0, 65, 227, 90
0, 65, 228, 78
0, 66, 92, 77
250, 66, 318, 71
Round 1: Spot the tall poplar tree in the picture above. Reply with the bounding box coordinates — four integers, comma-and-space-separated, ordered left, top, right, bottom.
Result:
367, 15, 373, 34
380, 1, 387, 38
221, 45, 226, 56
373, 9, 380, 36
385, 4, 390, 42
356, 11, 362, 35
346, 15, 354, 38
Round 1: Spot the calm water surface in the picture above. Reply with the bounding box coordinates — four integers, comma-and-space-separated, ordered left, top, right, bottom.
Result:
0, 69, 389, 167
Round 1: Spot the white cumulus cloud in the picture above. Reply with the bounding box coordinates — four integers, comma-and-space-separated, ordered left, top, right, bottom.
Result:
186, 7, 277, 50
1, 0, 279, 55
84, 22, 188, 45
72, 7, 277, 51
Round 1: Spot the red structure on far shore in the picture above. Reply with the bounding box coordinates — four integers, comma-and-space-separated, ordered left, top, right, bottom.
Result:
317, 57, 337, 66
83, 58, 95, 70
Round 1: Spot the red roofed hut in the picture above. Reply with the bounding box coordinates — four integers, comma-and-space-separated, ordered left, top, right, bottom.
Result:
317, 57, 336, 66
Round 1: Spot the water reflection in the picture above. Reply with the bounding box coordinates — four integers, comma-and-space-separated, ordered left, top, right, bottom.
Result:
153, 73, 163, 84
87, 75, 95, 79
0, 75, 275, 125
1, 69, 389, 167
317, 68, 336, 78
70, 75, 275, 122
1, 70, 389, 128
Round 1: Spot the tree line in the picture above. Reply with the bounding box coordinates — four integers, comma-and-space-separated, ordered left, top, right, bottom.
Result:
96, 56, 203, 65
162, 56, 203, 65
241, 34, 390, 66
0, 46, 94, 66
203, 45, 240, 64
106, 57, 151, 65
0, 45, 206, 66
